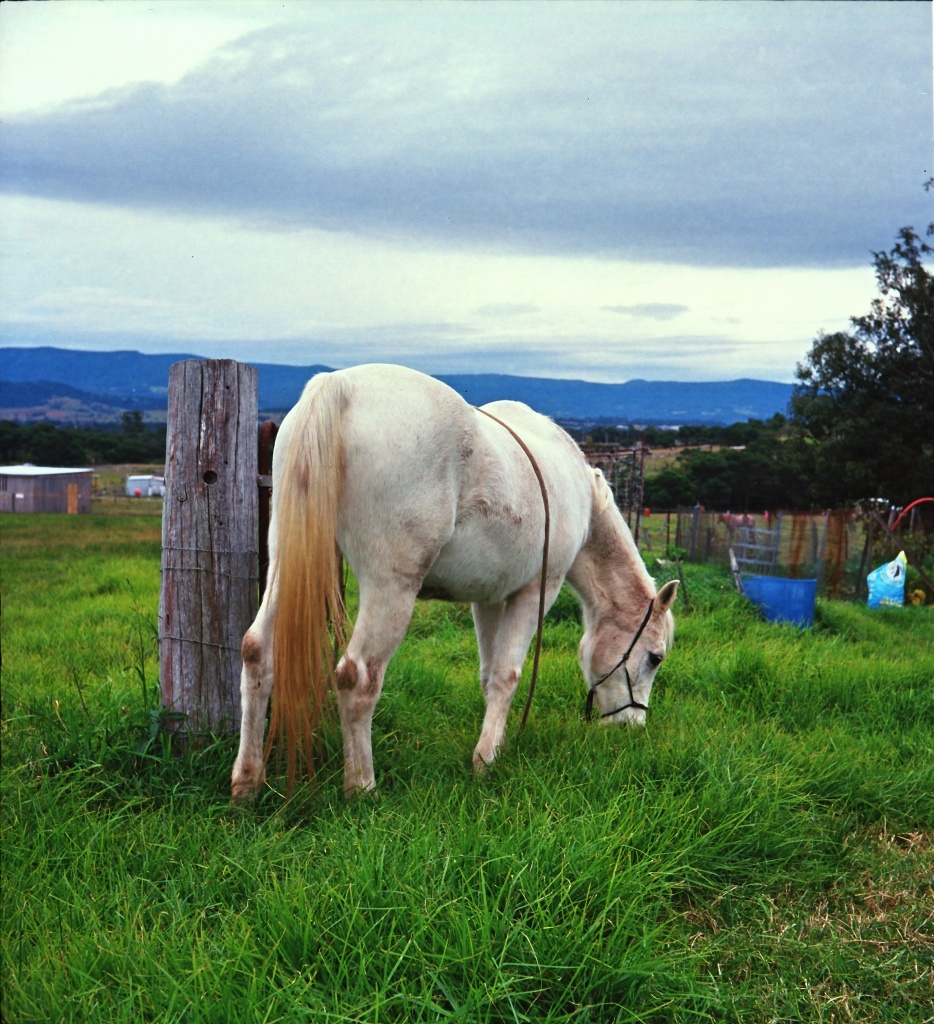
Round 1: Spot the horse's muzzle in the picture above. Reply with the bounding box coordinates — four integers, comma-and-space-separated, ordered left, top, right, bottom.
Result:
600, 706, 647, 727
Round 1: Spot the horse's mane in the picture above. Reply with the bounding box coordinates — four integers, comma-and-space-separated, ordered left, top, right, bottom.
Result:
591, 468, 615, 516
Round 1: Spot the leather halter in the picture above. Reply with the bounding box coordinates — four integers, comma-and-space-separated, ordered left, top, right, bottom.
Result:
585, 597, 655, 721
474, 407, 550, 730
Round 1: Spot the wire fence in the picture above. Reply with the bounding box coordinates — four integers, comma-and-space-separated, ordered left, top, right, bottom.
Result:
632, 506, 931, 602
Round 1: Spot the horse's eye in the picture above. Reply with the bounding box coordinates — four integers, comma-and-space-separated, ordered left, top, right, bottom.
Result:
647, 652, 664, 668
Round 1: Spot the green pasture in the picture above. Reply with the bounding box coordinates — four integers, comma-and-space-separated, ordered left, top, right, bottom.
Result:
2, 514, 932, 1023
91, 465, 166, 517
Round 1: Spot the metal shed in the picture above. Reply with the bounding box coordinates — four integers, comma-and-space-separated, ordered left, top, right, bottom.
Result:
0, 465, 93, 514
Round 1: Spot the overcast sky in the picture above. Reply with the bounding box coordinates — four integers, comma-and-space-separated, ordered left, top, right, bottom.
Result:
0, 1, 930, 383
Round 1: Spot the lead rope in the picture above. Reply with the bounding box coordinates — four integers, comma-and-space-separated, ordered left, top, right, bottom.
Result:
474, 407, 550, 730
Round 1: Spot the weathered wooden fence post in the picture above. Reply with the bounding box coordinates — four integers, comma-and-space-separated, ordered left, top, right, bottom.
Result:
159, 359, 259, 742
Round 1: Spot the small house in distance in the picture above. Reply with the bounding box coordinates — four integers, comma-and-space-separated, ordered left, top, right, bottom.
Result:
126, 475, 165, 498
0, 465, 93, 514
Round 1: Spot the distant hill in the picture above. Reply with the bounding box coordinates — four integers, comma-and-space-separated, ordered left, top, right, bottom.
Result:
435, 373, 794, 424
0, 346, 794, 425
0, 379, 104, 407
0, 377, 128, 425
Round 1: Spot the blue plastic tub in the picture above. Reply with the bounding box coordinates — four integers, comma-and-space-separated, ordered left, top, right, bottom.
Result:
743, 576, 817, 627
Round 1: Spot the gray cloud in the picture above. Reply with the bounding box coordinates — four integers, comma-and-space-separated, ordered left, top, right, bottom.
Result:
1, 4, 929, 268
475, 303, 540, 318
603, 304, 689, 321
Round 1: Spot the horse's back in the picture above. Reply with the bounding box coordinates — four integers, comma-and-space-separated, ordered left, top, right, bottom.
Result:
281, 365, 594, 601
425, 398, 594, 601
337, 364, 475, 491
326, 366, 477, 586
477, 399, 595, 548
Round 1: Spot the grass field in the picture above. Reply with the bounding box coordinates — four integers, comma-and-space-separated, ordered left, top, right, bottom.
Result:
2, 514, 932, 1023
91, 465, 166, 517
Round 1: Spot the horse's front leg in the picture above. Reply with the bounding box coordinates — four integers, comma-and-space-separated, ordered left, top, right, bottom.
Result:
471, 586, 545, 771
335, 580, 418, 796
231, 596, 275, 801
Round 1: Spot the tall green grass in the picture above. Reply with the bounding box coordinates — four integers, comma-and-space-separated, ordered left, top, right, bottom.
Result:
2, 516, 932, 1023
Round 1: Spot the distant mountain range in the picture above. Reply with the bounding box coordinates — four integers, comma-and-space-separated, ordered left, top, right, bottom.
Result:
0, 346, 795, 425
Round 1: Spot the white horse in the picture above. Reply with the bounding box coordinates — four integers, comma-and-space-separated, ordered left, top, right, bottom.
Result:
231, 364, 678, 799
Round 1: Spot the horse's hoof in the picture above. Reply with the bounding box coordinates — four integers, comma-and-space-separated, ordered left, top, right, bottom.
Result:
230, 770, 264, 803
343, 783, 379, 801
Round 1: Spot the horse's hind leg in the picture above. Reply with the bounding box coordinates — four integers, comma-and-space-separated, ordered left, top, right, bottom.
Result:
231, 593, 275, 801
335, 580, 418, 796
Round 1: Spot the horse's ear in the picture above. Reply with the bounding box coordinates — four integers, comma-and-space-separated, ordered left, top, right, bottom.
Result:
656, 579, 679, 613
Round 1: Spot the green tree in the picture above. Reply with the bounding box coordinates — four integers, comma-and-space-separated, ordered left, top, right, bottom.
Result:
643, 467, 696, 509
16, 422, 86, 466
0, 421, 25, 463
791, 221, 934, 506
121, 409, 145, 434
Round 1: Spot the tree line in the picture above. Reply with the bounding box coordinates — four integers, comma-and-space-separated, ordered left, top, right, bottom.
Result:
1, 221, 929, 511
0, 413, 167, 467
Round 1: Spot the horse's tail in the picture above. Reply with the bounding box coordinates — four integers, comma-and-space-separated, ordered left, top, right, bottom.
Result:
265, 373, 347, 794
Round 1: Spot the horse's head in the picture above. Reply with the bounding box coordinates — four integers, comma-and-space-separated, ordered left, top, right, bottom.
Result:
579, 579, 679, 725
